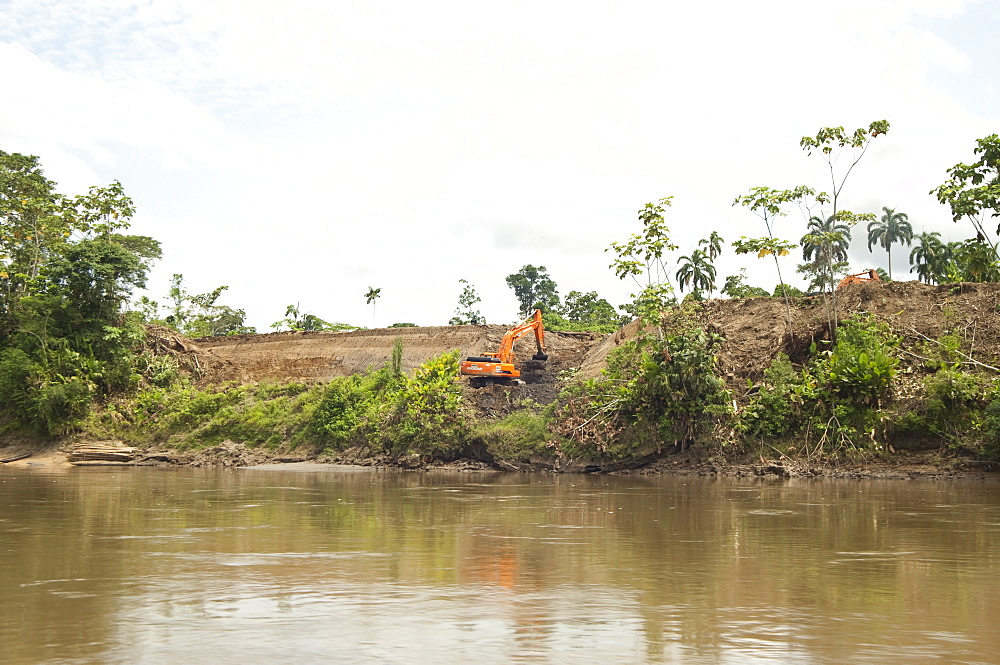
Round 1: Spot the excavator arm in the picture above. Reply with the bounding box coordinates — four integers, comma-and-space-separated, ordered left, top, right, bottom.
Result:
496, 309, 548, 364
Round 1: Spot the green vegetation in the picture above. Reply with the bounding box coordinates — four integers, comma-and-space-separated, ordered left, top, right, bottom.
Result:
270, 302, 356, 332
138, 274, 256, 337
503, 265, 623, 333
449, 279, 484, 325
89, 344, 469, 459
0, 150, 161, 435
6, 128, 1000, 470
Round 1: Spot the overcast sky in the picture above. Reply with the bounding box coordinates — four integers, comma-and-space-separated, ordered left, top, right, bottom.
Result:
1, 0, 998, 329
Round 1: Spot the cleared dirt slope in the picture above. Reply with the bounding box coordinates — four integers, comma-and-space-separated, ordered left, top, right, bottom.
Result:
189, 324, 602, 385
160, 281, 1000, 400
576, 281, 1000, 392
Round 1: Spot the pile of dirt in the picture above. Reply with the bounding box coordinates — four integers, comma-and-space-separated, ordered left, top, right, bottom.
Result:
576, 281, 1000, 394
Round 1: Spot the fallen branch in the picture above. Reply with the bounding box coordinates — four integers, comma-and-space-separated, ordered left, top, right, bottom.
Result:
903, 326, 1000, 373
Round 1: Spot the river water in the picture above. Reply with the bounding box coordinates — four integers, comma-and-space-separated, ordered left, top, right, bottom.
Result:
1, 465, 998, 664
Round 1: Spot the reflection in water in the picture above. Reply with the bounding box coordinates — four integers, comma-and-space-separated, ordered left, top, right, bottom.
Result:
0, 466, 998, 664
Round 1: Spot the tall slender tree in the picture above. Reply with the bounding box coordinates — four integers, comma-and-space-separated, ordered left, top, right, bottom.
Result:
698, 231, 724, 261
364, 286, 381, 326
867, 206, 913, 279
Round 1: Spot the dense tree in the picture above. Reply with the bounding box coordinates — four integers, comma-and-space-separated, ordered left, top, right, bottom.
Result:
867, 207, 913, 279
1, 151, 74, 330
559, 290, 621, 333
505, 265, 559, 317
950, 239, 1000, 283
909, 231, 946, 284
0, 150, 161, 432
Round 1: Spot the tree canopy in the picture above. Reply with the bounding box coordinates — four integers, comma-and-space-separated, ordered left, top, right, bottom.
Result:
505, 265, 559, 317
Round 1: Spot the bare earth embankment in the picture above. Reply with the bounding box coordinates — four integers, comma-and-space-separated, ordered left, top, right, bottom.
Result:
4, 281, 1000, 478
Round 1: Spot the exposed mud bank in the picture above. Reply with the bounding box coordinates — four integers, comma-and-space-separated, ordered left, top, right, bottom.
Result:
5, 440, 997, 483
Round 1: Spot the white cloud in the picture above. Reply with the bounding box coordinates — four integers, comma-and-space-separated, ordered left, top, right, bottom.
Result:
0, 0, 997, 328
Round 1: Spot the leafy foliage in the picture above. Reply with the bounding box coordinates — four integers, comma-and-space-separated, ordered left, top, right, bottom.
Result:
553, 312, 730, 458
931, 134, 1000, 257
607, 197, 679, 318
721, 270, 769, 298
379, 350, 467, 457
505, 265, 559, 317
817, 314, 900, 404
449, 278, 484, 325
738, 356, 818, 439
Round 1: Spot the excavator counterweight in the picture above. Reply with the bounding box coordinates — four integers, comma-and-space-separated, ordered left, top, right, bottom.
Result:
460, 309, 548, 387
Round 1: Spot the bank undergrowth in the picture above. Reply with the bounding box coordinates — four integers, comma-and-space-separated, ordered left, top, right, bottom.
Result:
67, 303, 1000, 468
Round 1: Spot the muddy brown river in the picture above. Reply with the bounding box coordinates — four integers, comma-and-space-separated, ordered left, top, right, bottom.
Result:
1, 465, 998, 664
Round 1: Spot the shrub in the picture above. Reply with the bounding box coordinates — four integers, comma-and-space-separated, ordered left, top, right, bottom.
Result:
738, 355, 818, 439
380, 350, 467, 457
818, 314, 899, 404
475, 409, 556, 461
552, 316, 730, 458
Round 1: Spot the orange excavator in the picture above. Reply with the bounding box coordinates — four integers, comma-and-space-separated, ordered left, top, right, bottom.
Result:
460, 309, 548, 387
836, 269, 881, 290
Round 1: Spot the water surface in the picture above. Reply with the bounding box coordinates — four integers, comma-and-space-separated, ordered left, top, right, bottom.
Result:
1, 465, 998, 664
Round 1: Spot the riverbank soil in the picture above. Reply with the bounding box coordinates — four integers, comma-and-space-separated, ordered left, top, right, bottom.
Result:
4, 281, 1000, 477
151, 280, 1000, 404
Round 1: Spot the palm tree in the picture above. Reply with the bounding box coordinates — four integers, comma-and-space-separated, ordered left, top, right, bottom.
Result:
698, 231, 724, 261
675, 249, 717, 298
908, 231, 945, 284
867, 207, 913, 279
801, 215, 851, 292
364, 286, 381, 327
